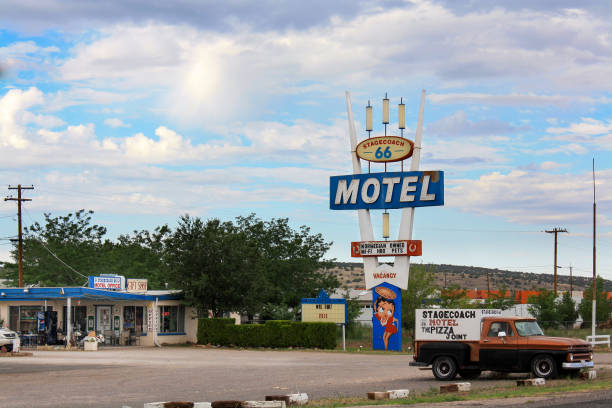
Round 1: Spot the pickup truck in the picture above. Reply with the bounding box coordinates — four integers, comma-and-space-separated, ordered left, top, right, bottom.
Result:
410, 309, 594, 380
0, 327, 18, 352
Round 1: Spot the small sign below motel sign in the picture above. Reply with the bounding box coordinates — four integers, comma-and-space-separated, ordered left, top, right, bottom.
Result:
301, 289, 347, 324
88, 275, 126, 290
352, 240, 422, 257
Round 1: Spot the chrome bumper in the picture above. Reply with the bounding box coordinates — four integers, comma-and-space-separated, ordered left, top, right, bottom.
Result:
562, 361, 594, 369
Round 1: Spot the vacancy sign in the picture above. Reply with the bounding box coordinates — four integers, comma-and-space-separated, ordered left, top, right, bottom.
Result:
351, 240, 422, 257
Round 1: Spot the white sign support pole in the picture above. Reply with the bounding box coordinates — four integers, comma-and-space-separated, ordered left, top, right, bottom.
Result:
393, 90, 426, 285
342, 324, 346, 351
345, 92, 378, 279
66, 297, 72, 348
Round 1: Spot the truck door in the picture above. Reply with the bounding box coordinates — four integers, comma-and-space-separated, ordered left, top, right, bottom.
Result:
479, 321, 518, 370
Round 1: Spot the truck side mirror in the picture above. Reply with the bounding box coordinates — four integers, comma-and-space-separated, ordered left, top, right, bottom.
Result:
498, 331, 506, 337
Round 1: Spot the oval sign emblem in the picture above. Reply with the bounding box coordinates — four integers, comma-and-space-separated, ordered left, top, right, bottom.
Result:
355, 136, 414, 163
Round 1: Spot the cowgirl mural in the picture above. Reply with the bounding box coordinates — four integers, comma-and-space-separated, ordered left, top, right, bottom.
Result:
372, 284, 402, 351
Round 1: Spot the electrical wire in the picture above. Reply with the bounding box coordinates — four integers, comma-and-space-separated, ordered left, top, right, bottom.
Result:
22, 207, 89, 281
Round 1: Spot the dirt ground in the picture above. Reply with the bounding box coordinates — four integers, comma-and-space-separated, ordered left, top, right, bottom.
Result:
1, 347, 611, 408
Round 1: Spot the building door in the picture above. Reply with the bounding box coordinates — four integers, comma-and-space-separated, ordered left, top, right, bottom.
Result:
96, 306, 112, 334
479, 321, 518, 370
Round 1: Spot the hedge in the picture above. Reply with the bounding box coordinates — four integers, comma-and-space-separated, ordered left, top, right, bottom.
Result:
197, 318, 336, 349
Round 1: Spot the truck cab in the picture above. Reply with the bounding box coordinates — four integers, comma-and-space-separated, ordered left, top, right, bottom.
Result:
412, 314, 594, 380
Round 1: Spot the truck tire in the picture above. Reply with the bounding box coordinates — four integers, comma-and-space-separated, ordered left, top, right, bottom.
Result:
531, 354, 557, 379
432, 356, 458, 381
458, 369, 481, 379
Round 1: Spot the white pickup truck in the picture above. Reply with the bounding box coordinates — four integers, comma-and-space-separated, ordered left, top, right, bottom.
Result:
0, 327, 19, 352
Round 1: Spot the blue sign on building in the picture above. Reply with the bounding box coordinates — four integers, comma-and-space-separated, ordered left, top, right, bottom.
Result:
329, 171, 444, 211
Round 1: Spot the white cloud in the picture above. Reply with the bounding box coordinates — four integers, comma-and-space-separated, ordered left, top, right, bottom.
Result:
448, 168, 612, 225
48, 4, 612, 127
547, 118, 612, 136
104, 118, 130, 128
429, 93, 611, 107
0, 87, 43, 148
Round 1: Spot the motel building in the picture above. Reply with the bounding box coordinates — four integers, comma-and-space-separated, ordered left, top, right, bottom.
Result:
0, 275, 199, 347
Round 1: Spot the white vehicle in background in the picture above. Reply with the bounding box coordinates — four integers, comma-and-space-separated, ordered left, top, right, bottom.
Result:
0, 327, 19, 352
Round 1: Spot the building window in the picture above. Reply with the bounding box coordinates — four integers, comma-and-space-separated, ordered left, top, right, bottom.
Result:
123, 306, 145, 334
8, 306, 43, 333
158, 305, 185, 333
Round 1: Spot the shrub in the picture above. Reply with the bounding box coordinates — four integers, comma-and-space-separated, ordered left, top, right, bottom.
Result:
197, 318, 336, 349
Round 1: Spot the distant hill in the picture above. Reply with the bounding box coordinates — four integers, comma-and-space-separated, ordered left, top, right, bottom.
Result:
327, 262, 611, 292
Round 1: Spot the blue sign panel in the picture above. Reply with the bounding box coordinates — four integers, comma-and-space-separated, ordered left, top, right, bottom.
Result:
330, 171, 444, 210
372, 282, 402, 351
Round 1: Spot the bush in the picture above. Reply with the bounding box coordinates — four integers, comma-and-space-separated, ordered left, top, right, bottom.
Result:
197, 318, 336, 349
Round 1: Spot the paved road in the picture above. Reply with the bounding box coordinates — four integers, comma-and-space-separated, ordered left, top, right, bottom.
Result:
0, 348, 611, 408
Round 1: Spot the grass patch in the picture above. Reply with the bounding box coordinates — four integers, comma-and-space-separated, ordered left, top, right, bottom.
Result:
308, 377, 612, 408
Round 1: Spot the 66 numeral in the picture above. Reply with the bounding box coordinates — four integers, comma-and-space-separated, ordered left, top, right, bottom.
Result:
375, 146, 392, 159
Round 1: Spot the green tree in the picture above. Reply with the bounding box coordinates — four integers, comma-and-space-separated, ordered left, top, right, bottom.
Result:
106, 226, 171, 289
2, 210, 107, 286
341, 287, 363, 328
557, 291, 578, 327
234, 214, 338, 314
401, 264, 437, 336
578, 276, 612, 326
163, 215, 261, 317
481, 286, 515, 310
527, 289, 561, 328
438, 285, 474, 309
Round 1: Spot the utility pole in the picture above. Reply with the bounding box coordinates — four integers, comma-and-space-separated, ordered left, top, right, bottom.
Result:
592, 158, 597, 340
545, 227, 568, 295
486, 271, 491, 295
569, 265, 573, 294
5, 185, 34, 288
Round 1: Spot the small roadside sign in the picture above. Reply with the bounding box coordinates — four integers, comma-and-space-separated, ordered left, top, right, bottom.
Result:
351, 240, 422, 257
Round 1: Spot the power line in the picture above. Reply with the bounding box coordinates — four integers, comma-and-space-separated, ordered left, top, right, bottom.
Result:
22, 207, 88, 283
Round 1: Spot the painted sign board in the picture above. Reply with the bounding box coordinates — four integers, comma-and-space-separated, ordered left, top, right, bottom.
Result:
88, 275, 125, 290
147, 304, 159, 332
127, 279, 148, 292
372, 283, 402, 351
351, 240, 422, 257
330, 171, 444, 210
301, 289, 347, 324
355, 136, 414, 163
415, 309, 502, 341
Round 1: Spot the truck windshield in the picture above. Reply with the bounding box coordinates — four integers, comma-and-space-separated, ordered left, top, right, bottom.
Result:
515, 321, 544, 336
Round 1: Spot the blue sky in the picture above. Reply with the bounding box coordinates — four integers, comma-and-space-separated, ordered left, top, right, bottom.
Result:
1, 0, 611, 284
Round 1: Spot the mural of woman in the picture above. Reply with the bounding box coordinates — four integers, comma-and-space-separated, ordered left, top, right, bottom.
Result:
374, 286, 399, 350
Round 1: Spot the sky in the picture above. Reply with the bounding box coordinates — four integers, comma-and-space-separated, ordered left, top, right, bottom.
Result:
0, 0, 611, 285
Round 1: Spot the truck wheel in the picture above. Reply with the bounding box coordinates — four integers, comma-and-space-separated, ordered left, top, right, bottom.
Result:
432, 356, 458, 381
458, 369, 481, 379
531, 355, 557, 379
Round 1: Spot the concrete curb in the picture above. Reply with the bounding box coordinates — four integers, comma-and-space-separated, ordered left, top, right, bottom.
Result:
439, 382, 471, 393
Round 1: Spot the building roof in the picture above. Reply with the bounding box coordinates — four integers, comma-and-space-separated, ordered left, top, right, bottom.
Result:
0, 287, 183, 301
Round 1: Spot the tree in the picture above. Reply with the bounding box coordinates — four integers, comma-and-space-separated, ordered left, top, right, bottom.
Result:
401, 264, 437, 337
2, 210, 107, 286
438, 285, 474, 309
557, 291, 578, 327
527, 290, 561, 329
107, 226, 171, 289
482, 286, 515, 310
578, 276, 612, 326
163, 215, 261, 317
234, 214, 338, 314
0, 209, 171, 288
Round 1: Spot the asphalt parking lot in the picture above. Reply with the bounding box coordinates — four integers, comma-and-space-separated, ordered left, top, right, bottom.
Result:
1, 347, 611, 408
